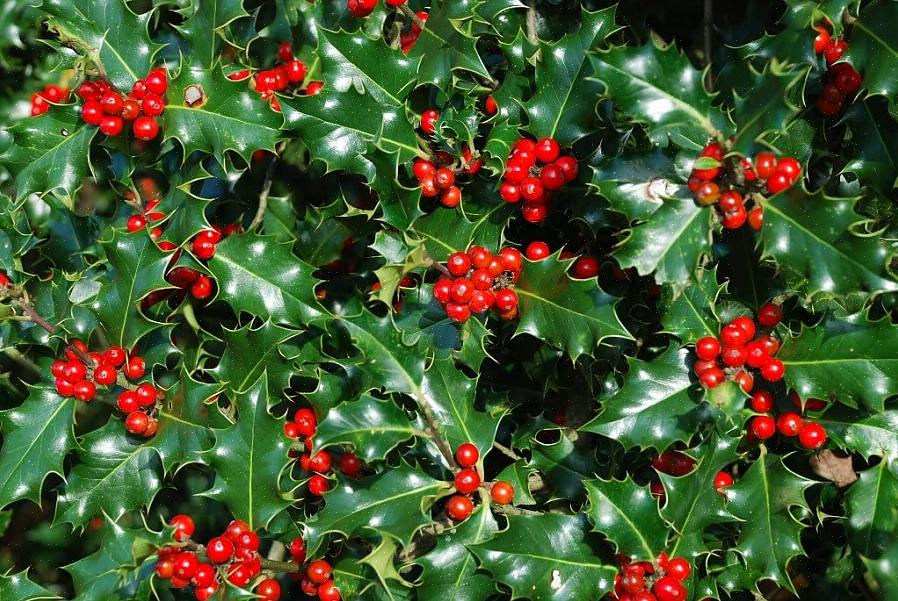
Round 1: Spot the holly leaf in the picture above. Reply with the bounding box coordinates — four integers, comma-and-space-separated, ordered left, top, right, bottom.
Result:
38, 0, 161, 90
407, 0, 490, 88
661, 433, 741, 561
842, 98, 898, 197
514, 430, 599, 501
581, 347, 710, 451
205, 234, 324, 325
315, 24, 418, 107
148, 370, 226, 473
585, 477, 669, 561
846, 460, 898, 558
779, 311, 898, 413
612, 194, 714, 290
513, 253, 631, 361
56, 423, 163, 527
818, 405, 898, 461
202, 373, 291, 529
93, 230, 171, 349
724, 452, 816, 592
0, 106, 95, 203
590, 40, 731, 149
759, 186, 898, 299
522, 6, 618, 145
303, 462, 446, 554
0, 386, 76, 510
729, 65, 803, 154
590, 149, 687, 221
842, 0, 898, 117
163, 65, 283, 165
211, 320, 302, 397
470, 513, 617, 601
659, 266, 725, 341
412, 198, 512, 260
313, 394, 421, 462
0, 569, 61, 600
413, 503, 499, 601
281, 90, 419, 186
174, 0, 249, 68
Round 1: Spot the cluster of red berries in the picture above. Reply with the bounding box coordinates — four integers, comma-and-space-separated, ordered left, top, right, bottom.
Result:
688, 142, 801, 230
444, 443, 514, 522
747, 389, 828, 450
693, 304, 785, 392
299, 558, 342, 601
30, 84, 68, 116
650, 449, 733, 504
610, 553, 692, 601
76, 68, 167, 140
345, 0, 427, 52
413, 110, 483, 208
434, 246, 523, 323
524, 241, 603, 279
813, 25, 863, 116
283, 407, 336, 497
238, 42, 311, 111
500, 136, 578, 223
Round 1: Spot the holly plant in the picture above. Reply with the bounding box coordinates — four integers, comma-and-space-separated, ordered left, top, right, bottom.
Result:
1, 0, 898, 600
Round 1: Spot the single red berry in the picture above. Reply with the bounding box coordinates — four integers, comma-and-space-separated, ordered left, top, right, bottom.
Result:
835, 65, 863, 94
73, 379, 96, 402
92, 363, 116, 386
520, 177, 544, 202
309, 450, 332, 474
309, 474, 329, 496
503, 159, 528, 184
440, 186, 461, 208
155, 557, 174, 579
766, 172, 792, 194
191, 275, 213, 299
256, 578, 281, 601
775, 157, 802, 183
731, 316, 756, 340
747, 206, 764, 231
813, 26, 831, 54
237, 530, 260, 551
100, 92, 123, 115
412, 159, 435, 181
653, 575, 687, 601
294, 408, 317, 436
777, 412, 804, 437
133, 116, 160, 141
750, 415, 776, 440
121, 99, 140, 120
144, 68, 167, 96
760, 357, 785, 382
572, 256, 599, 279
317, 580, 341, 601
206, 536, 234, 563
454, 468, 481, 494
699, 368, 725, 388
278, 40, 294, 62
55, 378, 75, 397
540, 163, 566, 190
666, 557, 691, 581
434, 167, 455, 189
192, 236, 216, 260
499, 247, 523, 273
225, 519, 250, 541
817, 95, 843, 117
750, 389, 774, 413
521, 201, 548, 223
733, 369, 754, 393
127, 215, 145, 236
498, 181, 520, 203
701, 141, 724, 160
456, 442, 479, 467
824, 39, 848, 64
63, 360, 86, 383
99, 115, 124, 136
494, 289, 518, 312
484, 95, 498, 115
722, 205, 747, 229
193, 563, 216, 588
759, 334, 780, 356
116, 391, 139, 413
718, 190, 744, 213
798, 422, 827, 449
227, 562, 252, 587
125, 411, 149, 434
554, 156, 578, 182
307, 560, 332, 584
720, 323, 749, 346
300, 578, 319, 596
124, 356, 145, 380
490, 481, 514, 504
305, 81, 324, 95
694, 336, 721, 360
714, 471, 734, 490
141, 94, 165, 116
445, 494, 474, 521
136, 382, 158, 406
525, 241, 550, 261
693, 359, 717, 375
339, 452, 362, 477
420, 109, 440, 135
754, 152, 777, 179
77, 81, 100, 101
534, 137, 560, 163
757, 302, 783, 327
695, 181, 720, 205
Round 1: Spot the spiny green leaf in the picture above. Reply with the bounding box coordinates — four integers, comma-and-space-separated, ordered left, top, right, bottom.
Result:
514, 253, 631, 360
407, 0, 490, 88
585, 477, 669, 561
590, 40, 731, 148
470, 513, 617, 601
513, 432, 600, 501
0, 106, 95, 203
0, 569, 61, 600
659, 266, 725, 341
0, 386, 77, 510
779, 311, 898, 413
842, 98, 898, 197
842, 0, 898, 117
590, 149, 687, 221
759, 186, 898, 299
729, 65, 804, 154
818, 405, 898, 461
580, 347, 711, 451
303, 462, 446, 555
211, 320, 302, 396
202, 373, 291, 529
522, 6, 618, 145
174, 0, 249, 68
846, 460, 898, 558
314, 394, 421, 462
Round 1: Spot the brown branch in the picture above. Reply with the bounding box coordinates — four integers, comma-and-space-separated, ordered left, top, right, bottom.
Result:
398, 4, 426, 30
526, 0, 538, 45
414, 389, 459, 472
492, 441, 522, 461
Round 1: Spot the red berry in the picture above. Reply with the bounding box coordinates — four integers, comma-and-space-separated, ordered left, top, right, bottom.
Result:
278, 40, 294, 62
445, 494, 474, 521
653, 575, 687, 601
734, 369, 754, 393
494, 289, 518, 312
307, 560, 332, 584
144, 68, 167, 96
100, 92, 123, 115
193, 563, 216, 588
520, 177, 544, 202
167, 514, 194, 542
125, 411, 149, 434
499, 181, 521, 203
747, 206, 764, 231
835, 65, 863, 94
174, 551, 199, 580
77, 81, 100, 101
227, 562, 252, 587
99, 116, 123, 136
722, 205, 747, 229
449, 278, 474, 304
412, 159, 435, 181
757, 302, 783, 327
521, 201, 548, 223
73, 379, 96, 402
121, 99, 140, 120
798, 422, 827, 449
115, 391, 138, 413
195, 583, 218, 600
484, 95, 498, 115
718, 190, 744, 213
133, 116, 160, 141
309, 450, 332, 474
454, 468, 481, 494
731, 316, 756, 339
554, 156, 578, 182
813, 26, 831, 54
456, 442, 479, 467
817, 95, 844, 117
191, 275, 213, 299
666, 557, 691, 580
155, 557, 174, 579
317, 580, 341, 601
136, 383, 158, 406
525, 241, 550, 260
750, 389, 774, 413
55, 378, 75, 397
760, 357, 785, 382
490, 481, 514, 504
256, 578, 281, 601
338, 452, 362, 477
766, 172, 792, 194
534, 137, 560, 163
499, 247, 523, 273
824, 39, 848, 65
699, 368, 725, 388
93, 363, 117, 386
754, 152, 777, 179
720, 345, 747, 368
720, 323, 748, 346
434, 167, 455, 189
572, 256, 599, 279
206, 536, 234, 563
540, 163, 566, 190
694, 336, 721, 360
192, 237, 216, 261
420, 109, 439, 135
714, 471, 734, 490
750, 415, 776, 440
309, 474, 329, 496
777, 412, 803, 437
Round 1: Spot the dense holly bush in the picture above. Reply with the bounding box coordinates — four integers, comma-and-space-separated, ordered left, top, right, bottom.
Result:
1, 0, 897, 599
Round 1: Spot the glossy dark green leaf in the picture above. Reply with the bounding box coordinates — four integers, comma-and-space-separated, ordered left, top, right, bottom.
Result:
412, 193, 512, 260
590, 41, 731, 148
314, 394, 421, 462
174, 0, 248, 68
0, 107, 95, 203
581, 347, 710, 451
515, 430, 599, 501
408, 0, 490, 88
842, 0, 898, 117
779, 312, 898, 413
843, 98, 898, 196
202, 374, 291, 529
0, 569, 61, 600
212, 320, 301, 396
56, 423, 163, 527
818, 405, 898, 460
303, 462, 446, 554
590, 149, 687, 221
724, 452, 815, 592
514, 254, 631, 360
659, 266, 725, 341
0, 386, 77, 509
759, 186, 898, 299
205, 233, 324, 325
585, 476, 669, 561
470, 513, 616, 601
523, 6, 618, 145
846, 460, 898, 558
729, 65, 804, 154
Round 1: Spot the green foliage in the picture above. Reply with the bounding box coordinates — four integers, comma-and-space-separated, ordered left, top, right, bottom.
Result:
1, 1, 898, 599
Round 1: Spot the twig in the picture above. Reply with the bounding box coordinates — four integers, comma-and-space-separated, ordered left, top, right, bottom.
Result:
703, 0, 713, 70
526, 0, 538, 45
3, 348, 41, 378
398, 4, 426, 30
17, 299, 58, 335
414, 389, 459, 472
248, 152, 278, 232
492, 504, 543, 516
492, 441, 522, 461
